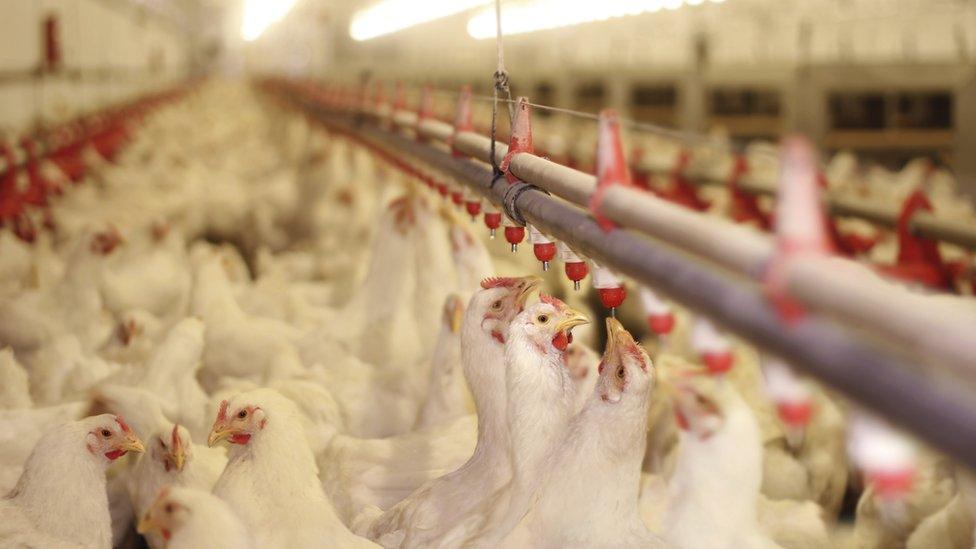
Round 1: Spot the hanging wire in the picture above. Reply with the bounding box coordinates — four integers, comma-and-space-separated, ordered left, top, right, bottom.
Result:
488, 0, 513, 178
429, 88, 771, 160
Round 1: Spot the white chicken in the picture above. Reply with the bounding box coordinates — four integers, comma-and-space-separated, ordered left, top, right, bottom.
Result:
0, 414, 145, 548
510, 318, 667, 548
660, 371, 781, 548
414, 293, 472, 429
138, 486, 253, 549
436, 295, 589, 548
368, 275, 541, 547
208, 388, 378, 548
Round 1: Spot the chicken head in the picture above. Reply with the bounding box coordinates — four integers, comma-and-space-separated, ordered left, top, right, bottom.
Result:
597, 317, 653, 405
138, 487, 186, 541
151, 423, 189, 472
208, 398, 266, 447
473, 275, 543, 344
667, 370, 731, 440
85, 414, 145, 462
518, 294, 589, 356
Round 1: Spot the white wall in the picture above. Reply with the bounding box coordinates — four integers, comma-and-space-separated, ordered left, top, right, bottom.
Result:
322, 0, 976, 80
0, 0, 191, 133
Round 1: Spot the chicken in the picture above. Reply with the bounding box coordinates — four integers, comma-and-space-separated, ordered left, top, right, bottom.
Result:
322, 413, 478, 526
435, 295, 589, 548
191, 254, 304, 385
852, 449, 956, 548
134, 317, 211, 439
0, 414, 144, 548
511, 318, 667, 548
0, 229, 32, 294
0, 227, 120, 356
127, 423, 226, 546
661, 372, 803, 549
0, 348, 32, 409
414, 294, 472, 429
98, 308, 166, 365
906, 468, 976, 549
138, 486, 253, 549
100, 223, 191, 321
367, 275, 542, 547
564, 342, 600, 413
208, 388, 378, 548
0, 401, 89, 482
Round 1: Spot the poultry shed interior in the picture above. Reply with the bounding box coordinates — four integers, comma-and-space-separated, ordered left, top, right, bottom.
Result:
3, 0, 976, 548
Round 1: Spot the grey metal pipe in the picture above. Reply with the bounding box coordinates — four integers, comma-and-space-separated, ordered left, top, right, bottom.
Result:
378, 105, 976, 377
306, 105, 976, 469
452, 129, 772, 276
637, 160, 976, 250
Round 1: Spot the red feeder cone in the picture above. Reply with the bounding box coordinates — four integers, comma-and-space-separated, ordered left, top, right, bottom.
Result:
558, 241, 588, 291
388, 81, 405, 131
435, 180, 449, 197
484, 202, 502, 238
504, 218, 525, 253
762, 357, 812, 449
450, 85, 473, 158
691, 317, 734, 375
415, 84, 434, 143
499, 97, 534, 184
592, 261, 626, 317
529, 225, 556, 271
500, 97, 533, 253
764, 137, 834, 324
640, 287, 675, 336
450, 189, 464, 207
589, 109, 633, 232
372, 80, 387, 117
849, 413, 917, 503
464, 192, 482, 221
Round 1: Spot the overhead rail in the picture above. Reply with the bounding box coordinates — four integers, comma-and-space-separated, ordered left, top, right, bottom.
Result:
267, 79, 976, 469
631, 157, 976, 250
396, 85, 976, 251
382, 95, 976, 380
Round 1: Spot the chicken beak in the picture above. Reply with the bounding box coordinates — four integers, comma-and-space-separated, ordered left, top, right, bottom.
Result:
120, 435, 145, 454
450, 298, 464, 333
603, 317, 623, 364
136, 513, 156, 535
515, 275, 544, 307
208, 424, 232, 447
170, 445, 186, 472
554, 307, 589, 333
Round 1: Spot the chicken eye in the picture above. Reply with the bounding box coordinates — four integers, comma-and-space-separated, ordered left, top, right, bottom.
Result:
237, 410, 248, 419
164, 504, 174, 514
537, 314, 549, 324
491, 300, 503, 310
616, 367, 626, 380
101, 429, 112, 437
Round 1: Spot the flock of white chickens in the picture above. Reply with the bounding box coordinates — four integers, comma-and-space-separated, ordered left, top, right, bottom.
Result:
1, 81, 975, 549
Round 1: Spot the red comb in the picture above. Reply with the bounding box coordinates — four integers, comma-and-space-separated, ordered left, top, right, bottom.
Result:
115, 416, 132, 434
539, 293, 568, 312
480, 277, 520, 290
217, 400, 229, 422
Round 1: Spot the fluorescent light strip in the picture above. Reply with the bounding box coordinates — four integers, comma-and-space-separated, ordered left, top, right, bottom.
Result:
467, 0, 725, 40
350, 0, 493, 41
242, 0, 298, 41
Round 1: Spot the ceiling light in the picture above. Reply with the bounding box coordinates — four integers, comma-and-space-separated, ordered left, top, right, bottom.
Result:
351, 0, 493, 41
241, 0, 298, 41
467, 0, 725, 39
